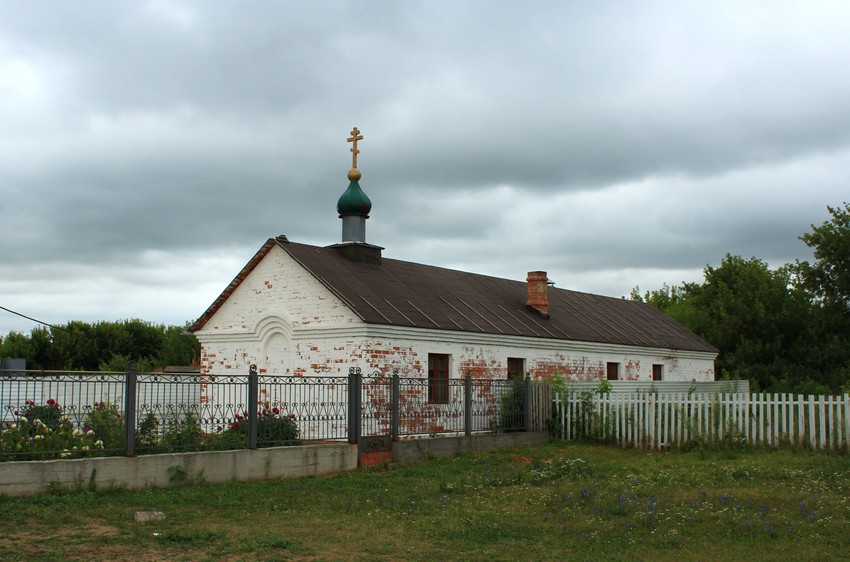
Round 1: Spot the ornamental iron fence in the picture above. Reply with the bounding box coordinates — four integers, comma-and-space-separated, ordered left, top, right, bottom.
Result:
0, 366, 548, 461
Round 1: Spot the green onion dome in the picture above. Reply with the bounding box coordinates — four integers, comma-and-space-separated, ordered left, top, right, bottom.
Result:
337, 179, 372, 217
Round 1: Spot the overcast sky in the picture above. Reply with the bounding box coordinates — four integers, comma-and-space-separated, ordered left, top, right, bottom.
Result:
2, 1, 849, 336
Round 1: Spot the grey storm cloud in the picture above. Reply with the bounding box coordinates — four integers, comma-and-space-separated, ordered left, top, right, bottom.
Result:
1, 1, 849, 333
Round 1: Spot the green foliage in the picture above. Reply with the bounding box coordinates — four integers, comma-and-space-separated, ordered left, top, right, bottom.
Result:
98, 353, 158, 373
212, 406, 301, 448
0, 319, 199, 372
20, 399, 64, 431
161, 413, 204, 452
257, 408, 300, 445
634, 216, 850, 393
498, 377, 525, 432
136, 412, 160, 449
0, 400, 105, 461
795, 202, 850, 315
549, 376, 615, 442
83, 402, 125, 451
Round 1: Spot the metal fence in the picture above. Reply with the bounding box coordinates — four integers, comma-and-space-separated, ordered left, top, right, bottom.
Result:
1, 366, 547, 461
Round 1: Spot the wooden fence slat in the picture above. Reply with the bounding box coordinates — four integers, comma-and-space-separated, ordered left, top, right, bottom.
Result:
552, 389, 850, 452
845, 394, 850, 448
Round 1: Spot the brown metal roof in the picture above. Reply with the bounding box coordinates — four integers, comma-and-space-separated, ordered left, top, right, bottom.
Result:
252, 238, 716, 354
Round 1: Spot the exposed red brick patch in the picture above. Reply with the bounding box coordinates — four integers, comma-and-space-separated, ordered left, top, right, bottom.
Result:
358, 451, 392, 467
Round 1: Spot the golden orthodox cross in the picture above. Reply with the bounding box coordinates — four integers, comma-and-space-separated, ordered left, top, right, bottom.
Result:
347, 127, 363, 169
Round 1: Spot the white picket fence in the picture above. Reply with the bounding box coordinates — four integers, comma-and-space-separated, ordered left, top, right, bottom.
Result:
553, 392, 850, 451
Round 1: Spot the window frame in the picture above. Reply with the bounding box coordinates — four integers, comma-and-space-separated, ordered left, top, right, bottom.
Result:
652, 364, 663, 381
428, 353, 450, 404
606, 362, 620, 381
507, 357, 526, 380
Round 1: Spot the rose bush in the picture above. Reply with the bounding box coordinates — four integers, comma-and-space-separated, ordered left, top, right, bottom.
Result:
1, 399, 105, 461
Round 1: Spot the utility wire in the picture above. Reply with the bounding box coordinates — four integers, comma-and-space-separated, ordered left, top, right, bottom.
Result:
0, 305, 69, 333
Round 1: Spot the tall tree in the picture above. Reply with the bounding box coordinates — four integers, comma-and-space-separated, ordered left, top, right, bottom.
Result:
795, 202, 850, 316
794, 203, 850, 391
633, 255, 824, 392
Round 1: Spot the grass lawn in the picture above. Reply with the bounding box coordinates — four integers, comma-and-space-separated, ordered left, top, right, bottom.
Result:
1, 442, 848, 561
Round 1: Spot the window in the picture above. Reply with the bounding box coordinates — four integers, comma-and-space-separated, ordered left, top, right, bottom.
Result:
428, 353, 450, 404
606, 362, 620, 381
652, 364, 663, 381
507, 357, 525, 380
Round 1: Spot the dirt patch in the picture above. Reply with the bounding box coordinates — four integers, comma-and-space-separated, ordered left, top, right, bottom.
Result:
509, 454, 533, 464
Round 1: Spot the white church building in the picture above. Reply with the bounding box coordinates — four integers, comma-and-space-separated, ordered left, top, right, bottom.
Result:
189, 129, 717, 389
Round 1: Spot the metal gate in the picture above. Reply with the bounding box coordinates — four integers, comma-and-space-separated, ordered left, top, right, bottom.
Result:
348, 368, 394, 459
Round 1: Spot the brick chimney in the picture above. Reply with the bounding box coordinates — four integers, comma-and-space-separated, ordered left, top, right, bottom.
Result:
526, 271, 549, 317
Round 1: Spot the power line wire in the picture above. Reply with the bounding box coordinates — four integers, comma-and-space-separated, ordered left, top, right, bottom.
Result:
0, 305, 68, 333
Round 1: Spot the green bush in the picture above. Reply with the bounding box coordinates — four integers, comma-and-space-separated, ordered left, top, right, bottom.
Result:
499, 377, 525, 432
212, 406, 300, 448
84, 402, 124, 451
135, 411, 161, 450
161, 412, 204, 452
0, 400, 105, 461
257, 407, 300, 445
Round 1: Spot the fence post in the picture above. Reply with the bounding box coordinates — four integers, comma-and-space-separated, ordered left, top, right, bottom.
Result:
464, 375, 473, 436
247, 364, 258, 450
523, 375, 532, 432
124, 362, 137, 457
348, 367, 361, 445
391, 370, 400, 442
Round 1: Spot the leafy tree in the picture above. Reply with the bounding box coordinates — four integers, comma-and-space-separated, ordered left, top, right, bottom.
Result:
792, 203, 850, 392
633, 255, 827, 392
795, 202, 850, 316
0, 319, 199, 372
690, 256, 815, 389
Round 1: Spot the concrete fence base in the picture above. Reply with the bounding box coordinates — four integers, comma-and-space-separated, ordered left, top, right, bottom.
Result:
0, 432, 552, 497
393, 431, 550, 464
0, 443, 358, 497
